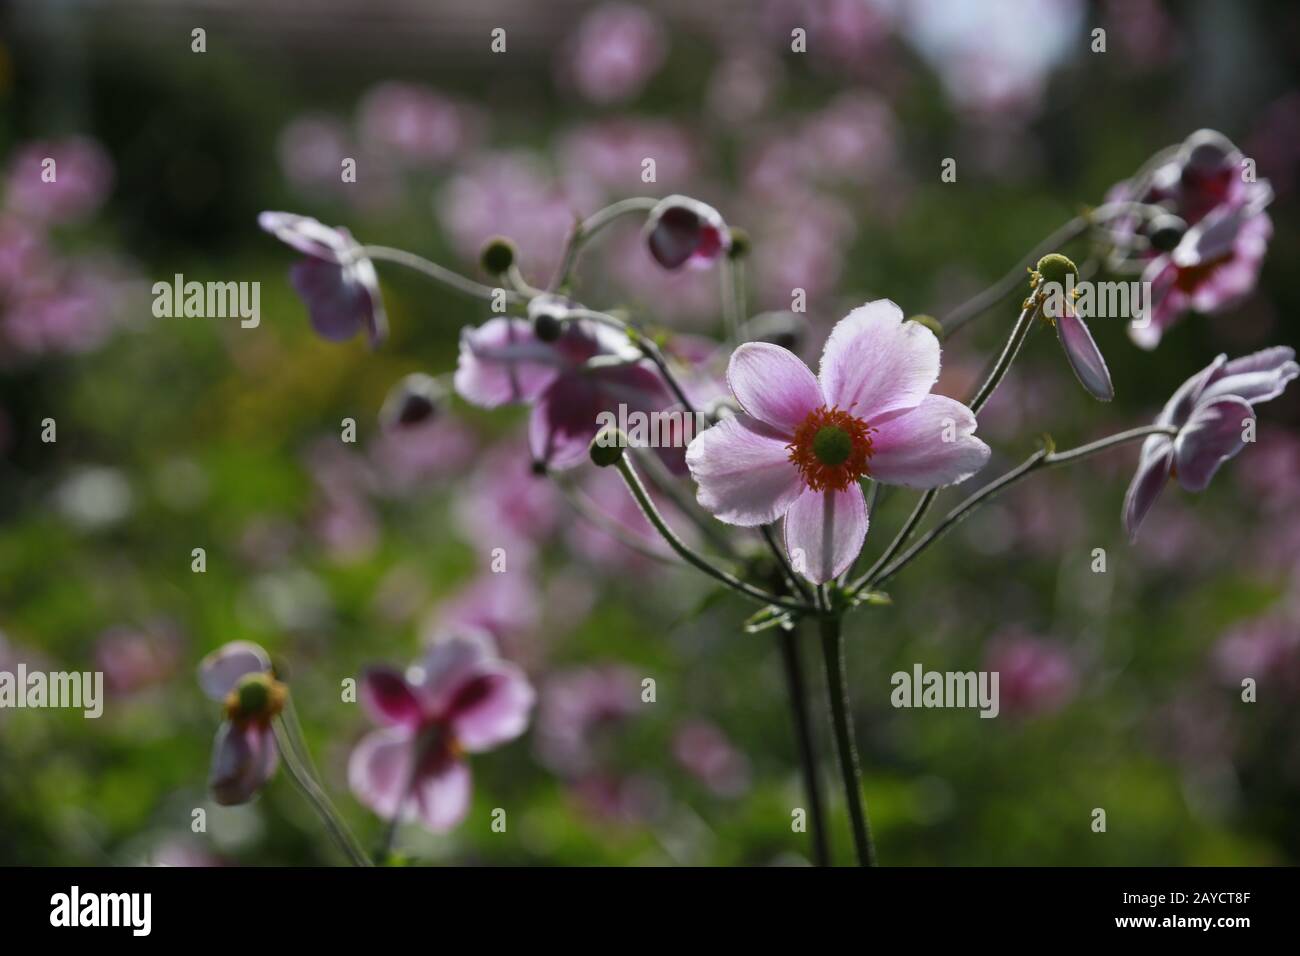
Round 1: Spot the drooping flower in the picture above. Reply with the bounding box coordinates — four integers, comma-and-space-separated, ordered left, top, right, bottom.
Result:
644, 196, 731, 270
686, 300, 991, 583
1123, 347, 1299, 540
348, 634, 534, 833
453, 313, 672, 470
258, 211, 387, 346
198, 641, 284, 806
1031, 254, 1114, 402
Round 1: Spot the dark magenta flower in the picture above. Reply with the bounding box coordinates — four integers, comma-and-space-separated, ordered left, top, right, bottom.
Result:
198, 641, 283, 806
258, 211, 387, 346
644, 195, 731, 270
453, 314, 671, 470
1124, 347, 1299, 540
686, 300, 990, 583
348, 634, 534, 833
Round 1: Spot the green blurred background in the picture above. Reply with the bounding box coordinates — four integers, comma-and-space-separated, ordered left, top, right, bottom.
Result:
0, 0, 1298, 865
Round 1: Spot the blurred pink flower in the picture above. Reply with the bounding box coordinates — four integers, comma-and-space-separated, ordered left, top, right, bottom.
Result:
349, 634, 534, 832
426, 572, 541, 661
985, 632, 1077, 717
673, 720, 752, 798
95, 625, 184, 696
5, 136, 113, 224
564, 3, 667, 105
276, 115, 353, 191
557, 119, 695, 198
357, 82, 480, 167
535, 665, 641, 776
1212, 614, 1300, 693
453, 441, 559, 563
198, 641, 281, 806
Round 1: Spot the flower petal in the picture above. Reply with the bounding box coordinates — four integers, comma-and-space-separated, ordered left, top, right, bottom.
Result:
361, 667, 425, 729
783, 484, 867, 585
1055, 310, 1114, 402
453, 318, 564, 408
1200, 346, 1298, 407
210, 722, 278, 806
725, 342, 822, 433
198, 641, 270, 701
412, 758, 472, 832
1174, 395, 1254, 492
289, 258, 371, 343
866, 395, 990, 488
685, 413, 805, 526
445, 661, 536, 752
1123, 435, 1173, 541
258, 211, 349, 260
819, 300, 939, 420
347, 726, 415, 820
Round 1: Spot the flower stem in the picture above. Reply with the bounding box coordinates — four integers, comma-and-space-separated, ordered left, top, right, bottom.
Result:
778, 625, 831, 866
551, 197, 660, 290
357, 245, 521, 304
868, 424, 1178, 588
819, 613, 876, 866
969, 302, 1037, 415
272, 717, 372, 867
613, 455, 814, 614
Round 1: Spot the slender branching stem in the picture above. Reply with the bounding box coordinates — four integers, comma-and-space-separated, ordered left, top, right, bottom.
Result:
778, 625, 831, 866
357, 245, 520, 304
272, 717, 372, 867
819, 614, 877, 866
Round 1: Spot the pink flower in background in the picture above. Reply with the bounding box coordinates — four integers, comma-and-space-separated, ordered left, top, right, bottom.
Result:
95, 625, 184, 696
1135, 204, 1273, 350
5, 136, 113, 224
258, 211, 387, 346
0, 215, 48, 293
985, 633, 1077, 717
750, 191, 854, 310
2, 264, 131, 356
357, 82, 479, 166
687, 300, 990, 583
349, 634, 534, 832
198, 641, 282, 806
557, 120, 695, 198
535, 665, 640, 776
276, 115, 353, 192
371, 375, 477, 491
1212, 614, 1300, 693
565, 3, 667, 105
673, 720, 752, 797
426, 572, 541, 662
454, 315, 672, 470
1124, 347, 1298, 540
453, 442, 559, 563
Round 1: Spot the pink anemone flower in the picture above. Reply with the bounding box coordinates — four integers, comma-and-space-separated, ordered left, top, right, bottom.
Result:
454, 312, 673, 470
686, 300, 990, 583
349, 634, 535, 833
198, 641, 283, 806
1123, 346, 1298, 540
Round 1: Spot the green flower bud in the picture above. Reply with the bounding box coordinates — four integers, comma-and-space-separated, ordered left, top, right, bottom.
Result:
479, 236, 516, 275
589, 428, 627, 467
727, 226, 751, 259
1034, 253, 1078, 288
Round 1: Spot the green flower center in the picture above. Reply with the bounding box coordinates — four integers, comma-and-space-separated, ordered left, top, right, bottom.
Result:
812, 425, 853, 466
236, 674, 272, 716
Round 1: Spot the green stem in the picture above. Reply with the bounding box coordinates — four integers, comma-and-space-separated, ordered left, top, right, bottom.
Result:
551, 197, 660, 290
969, 303, 1037, 415
272, 717, 372, 867
778, 626, 831, 866
613, 455, 813, 614
357, 245, 520, 305
819, 614, 876, 866
869, 425, 1178, 588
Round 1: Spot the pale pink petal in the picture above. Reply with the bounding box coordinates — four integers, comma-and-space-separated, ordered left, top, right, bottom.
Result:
446, 662, 536, 751
866, 395, 990, 488
1174, 396, 1254, 492
1123, 435, 1173, 541
819, 300, 939, 419
453, 318, 564, 408
347, 726, 416, 820
412, 758, 473, 832
198, 641, 270, 701
1055, 310, 1114, 402
685, 413, 805, 526
410, 636, 494, 716
726, 342, 822, 433
783, 484, 867, 584
360, 667, 425, 729
209, 722, 279, 806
